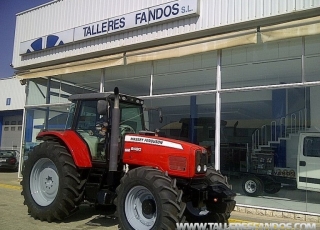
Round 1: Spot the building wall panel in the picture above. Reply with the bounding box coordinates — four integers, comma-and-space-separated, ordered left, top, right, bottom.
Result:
12, 0, 320, 69
0, 78, 25, 111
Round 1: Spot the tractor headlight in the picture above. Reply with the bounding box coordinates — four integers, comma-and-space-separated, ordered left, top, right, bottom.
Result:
203, 165, 207, 172
195, 149, 208, 174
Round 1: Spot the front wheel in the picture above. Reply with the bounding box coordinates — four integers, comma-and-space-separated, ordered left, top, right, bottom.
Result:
21, 140, 86, 222
185, 168, 233, 224
115, 167, 185, 230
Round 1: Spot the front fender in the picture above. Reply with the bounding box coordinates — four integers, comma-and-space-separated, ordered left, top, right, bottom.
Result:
37, 130, 92, 168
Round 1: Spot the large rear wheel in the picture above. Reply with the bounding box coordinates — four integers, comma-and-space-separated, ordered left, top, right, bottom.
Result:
115, 167, 185, 230
21, 140, 86, 222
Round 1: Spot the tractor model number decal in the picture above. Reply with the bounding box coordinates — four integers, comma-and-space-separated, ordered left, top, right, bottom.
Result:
130, 147, 142, 152
125, 135, 183, 150
124, 147, 142, 152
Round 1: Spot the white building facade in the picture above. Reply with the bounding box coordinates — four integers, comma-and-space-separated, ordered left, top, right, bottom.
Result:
0, 77, 25, 151
13, 0, 320, 216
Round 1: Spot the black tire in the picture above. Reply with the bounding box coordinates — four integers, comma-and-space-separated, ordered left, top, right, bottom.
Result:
21, 140, 86, 222
115, 167, 185, 230
242, 176, 264, 197
206, 167, 230, 188
185, 167, 232, 223
264, 182, 281, 194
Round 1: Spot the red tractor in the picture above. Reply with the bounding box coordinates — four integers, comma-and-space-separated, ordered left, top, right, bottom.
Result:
21, 88, 236, 229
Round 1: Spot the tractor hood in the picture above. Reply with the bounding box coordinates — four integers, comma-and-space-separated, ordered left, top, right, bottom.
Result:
122, 133, 208, 178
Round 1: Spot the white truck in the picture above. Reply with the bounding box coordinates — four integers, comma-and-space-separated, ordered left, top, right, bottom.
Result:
241, 132, 320, 196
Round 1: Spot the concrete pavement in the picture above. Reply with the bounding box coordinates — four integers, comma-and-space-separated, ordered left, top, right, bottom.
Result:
0, 170, 319, 230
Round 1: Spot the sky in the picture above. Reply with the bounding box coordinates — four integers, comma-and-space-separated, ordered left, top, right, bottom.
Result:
0, 0, 51, 79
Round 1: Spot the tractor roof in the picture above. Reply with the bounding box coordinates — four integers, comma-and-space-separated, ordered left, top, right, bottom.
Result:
68, 92, 144, 105
68, 92, 112, 101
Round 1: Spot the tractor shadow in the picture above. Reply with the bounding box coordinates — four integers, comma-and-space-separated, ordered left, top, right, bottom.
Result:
63, 203, 120, 228
85, 214, 119, 227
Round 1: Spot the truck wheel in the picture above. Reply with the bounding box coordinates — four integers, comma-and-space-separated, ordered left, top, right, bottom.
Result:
185, 168, 232, 223
115, 167, 185, 230
21, 140, 86, 222
242, 176, 264, 197
264, 182, 281, 194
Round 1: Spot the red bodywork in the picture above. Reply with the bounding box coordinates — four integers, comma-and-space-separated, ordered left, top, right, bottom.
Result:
123, 134, 206, 178
37, 130, 92, 168
37, 131, 207, 178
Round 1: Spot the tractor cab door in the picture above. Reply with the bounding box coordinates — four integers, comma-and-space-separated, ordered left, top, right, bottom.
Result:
74, 100, 107, 161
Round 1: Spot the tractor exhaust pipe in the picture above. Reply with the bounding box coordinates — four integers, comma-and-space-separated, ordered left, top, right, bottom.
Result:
109, 87, 120, 172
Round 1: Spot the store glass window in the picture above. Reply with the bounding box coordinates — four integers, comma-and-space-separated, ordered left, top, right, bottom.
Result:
27, 75, 97, 106
26, 78, 48, 105
222, 38, 302, 88
145, 93, 216, 157
303, 85, 320, 213
50, 76, 96, 104
153, 52, 217, 94
103, 63, 151, 96
305, 34, 320, 82
219, 86, 320, 213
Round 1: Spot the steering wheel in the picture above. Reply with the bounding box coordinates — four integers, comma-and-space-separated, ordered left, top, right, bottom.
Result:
120, 124, 135, 136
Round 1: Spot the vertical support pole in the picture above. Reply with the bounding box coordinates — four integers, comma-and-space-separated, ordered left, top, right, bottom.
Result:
58, 76, 62, 103
150, 61, 154, 96
302, 37, 308, 130
44, 77, 51, 130
190, 96, 197, 144
215, 50, 222, 171
18, 107, 27, 178
100, 69, 105, 92
301, 37, 305, 83
0, 116, 3, 148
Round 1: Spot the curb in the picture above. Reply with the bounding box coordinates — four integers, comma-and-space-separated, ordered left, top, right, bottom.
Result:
234, 205, 320, 223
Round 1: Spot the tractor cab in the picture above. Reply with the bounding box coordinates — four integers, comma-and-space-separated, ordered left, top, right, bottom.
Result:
67, 92, 145, 162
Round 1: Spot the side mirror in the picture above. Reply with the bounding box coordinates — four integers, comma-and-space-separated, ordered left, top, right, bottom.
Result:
97, 100, 108, 115
144, 107, 163, 123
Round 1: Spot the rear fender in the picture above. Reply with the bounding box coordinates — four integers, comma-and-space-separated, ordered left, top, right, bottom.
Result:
37, 130, 92, 168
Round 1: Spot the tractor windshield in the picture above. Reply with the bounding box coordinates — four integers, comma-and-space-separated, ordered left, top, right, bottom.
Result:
119, 102, 145, 133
